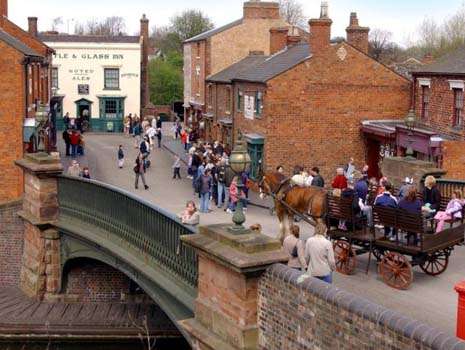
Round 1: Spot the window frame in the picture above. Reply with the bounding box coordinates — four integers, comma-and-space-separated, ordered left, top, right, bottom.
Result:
104, 68, 120, 90
453, 88, 464, 128
421, 85, 429, 120
254, 91, 263, 117
237, 90, 243, 112
51, 67, 59, 89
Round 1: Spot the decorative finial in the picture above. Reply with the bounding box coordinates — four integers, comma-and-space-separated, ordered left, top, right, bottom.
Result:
320, 1, 329, 18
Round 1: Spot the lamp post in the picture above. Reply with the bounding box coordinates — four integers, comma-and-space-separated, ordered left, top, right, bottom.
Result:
228, 132, 251, 234
404, 109, 416, 160
35, 104, 49, 153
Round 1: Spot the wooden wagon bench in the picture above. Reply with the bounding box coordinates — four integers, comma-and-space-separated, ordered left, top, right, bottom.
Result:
372, 205, 464, 290
326, 194, 376, 275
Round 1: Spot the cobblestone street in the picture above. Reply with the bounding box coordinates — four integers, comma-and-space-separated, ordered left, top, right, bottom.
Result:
58, 131, 464, 336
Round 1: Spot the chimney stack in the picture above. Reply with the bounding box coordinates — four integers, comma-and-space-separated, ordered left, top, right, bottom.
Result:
243, 1, 280, 20
28, 17, 38, 37
269, 27, 289, 55
346, 12, 370, 54
309, 1, 333, 54
286, 26, 301, 47
0, 0, 7, 18
140, 14, 149, 114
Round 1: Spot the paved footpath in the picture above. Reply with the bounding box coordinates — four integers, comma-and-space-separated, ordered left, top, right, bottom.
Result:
58, 130, 464, 336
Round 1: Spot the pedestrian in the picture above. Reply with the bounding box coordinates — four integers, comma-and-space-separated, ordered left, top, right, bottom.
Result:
434, 190, 463, 233
216, 159, 227, 208
62, 129, 71, 156
81, 167, 91, 179
156, 127, 162, 148
398, 177, 413, 199
310, 167, 324, 187
181, 129, 188, 151
304, 223, 336, 284
133, 119, 142, 148
140, 136, 150, 159
283, 225, 307, 271
198, 169, 213, 213
77, 133, 85, 156
226, 176, 247, 213
156, 115, 162, 129
146, 125, 156, 149
117, 145, 125, 169
423, 175, 441, 215
398, 186, 422, 245
63, 112, 70, 130
134, 153, 149, 190
124, 114, 130, 136
67, 160, 81, 177
172, 154, 181, 179
177, 200, 200, 225
69, 130, 80, 157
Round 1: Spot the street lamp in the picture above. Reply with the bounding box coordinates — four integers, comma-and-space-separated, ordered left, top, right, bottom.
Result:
35, 104, 49, 153
228, 131, 251, 234
404, 109, 416, 160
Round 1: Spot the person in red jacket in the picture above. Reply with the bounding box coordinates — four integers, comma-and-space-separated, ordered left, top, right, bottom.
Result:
331, 168, 348, 190
69, 130, 80, 157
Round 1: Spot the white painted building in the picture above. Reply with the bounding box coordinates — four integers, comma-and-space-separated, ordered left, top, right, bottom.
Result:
40, 34, 142, 132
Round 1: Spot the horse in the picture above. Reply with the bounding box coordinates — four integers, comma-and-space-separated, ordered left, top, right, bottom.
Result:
258, 172, 327, 243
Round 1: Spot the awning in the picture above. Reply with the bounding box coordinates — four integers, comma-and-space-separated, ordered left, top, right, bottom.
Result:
218, 118, 233, 126
244, 133, 264, 145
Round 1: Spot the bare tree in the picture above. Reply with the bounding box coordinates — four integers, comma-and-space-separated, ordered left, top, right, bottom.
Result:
74, 16, 126, 36
51, 17, 63, 32
369, 29, 393, 61
279, 0, 306, 27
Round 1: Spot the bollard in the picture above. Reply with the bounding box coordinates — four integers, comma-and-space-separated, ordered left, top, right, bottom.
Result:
455, 281, 465, 340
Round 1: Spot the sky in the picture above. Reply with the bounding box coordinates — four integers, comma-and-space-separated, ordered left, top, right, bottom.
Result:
9, 0, 465, 46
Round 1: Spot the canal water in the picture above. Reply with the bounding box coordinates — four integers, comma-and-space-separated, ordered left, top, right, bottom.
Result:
1, 338, 190, 350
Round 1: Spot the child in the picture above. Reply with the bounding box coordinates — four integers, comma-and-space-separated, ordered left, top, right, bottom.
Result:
117, 145, 124, 169
173, 154, 181, 179
434, 190, 463, 232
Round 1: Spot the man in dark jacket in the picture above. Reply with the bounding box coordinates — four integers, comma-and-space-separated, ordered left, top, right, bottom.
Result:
374, 182, 398, 240
310, 167, 325, 188
62, 129, 71, 156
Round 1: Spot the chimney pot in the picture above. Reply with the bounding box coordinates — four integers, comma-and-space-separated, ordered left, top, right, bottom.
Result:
350, 12, 359, 26
28, 17, 38, 37
0, 0, 7, 18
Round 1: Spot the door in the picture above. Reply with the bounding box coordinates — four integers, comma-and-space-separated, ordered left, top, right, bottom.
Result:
247, 142, 264, 181
366, 138, 381, 179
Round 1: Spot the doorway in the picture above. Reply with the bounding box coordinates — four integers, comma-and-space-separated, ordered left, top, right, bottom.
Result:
366, 138, 381, 179
75, 98, 92, 119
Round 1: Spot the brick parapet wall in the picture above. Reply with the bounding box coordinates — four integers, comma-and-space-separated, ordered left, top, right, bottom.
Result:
259, 264, 465, 350
0, 200, 24, 287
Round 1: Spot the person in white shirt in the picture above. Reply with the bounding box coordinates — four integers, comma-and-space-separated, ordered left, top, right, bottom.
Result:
304, 223, 336, 283
283, 225, 307, 271
146, 126, 157, 149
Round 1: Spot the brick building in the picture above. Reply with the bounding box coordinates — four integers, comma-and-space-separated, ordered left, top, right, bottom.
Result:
363, 47, 465, 179
0, 0, 53, 202
183, 1, 294, 135
204, 4, 411, 181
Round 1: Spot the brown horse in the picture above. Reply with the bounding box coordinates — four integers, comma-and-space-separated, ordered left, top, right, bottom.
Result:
258, 172, 327, 242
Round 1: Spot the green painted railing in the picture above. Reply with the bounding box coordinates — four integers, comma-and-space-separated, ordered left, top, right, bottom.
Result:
57, 175, 198, 289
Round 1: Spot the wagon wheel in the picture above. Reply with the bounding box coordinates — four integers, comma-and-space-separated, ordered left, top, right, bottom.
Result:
378, 252, 413, 290
419, 250, 449, 276
333, 240, 357, 275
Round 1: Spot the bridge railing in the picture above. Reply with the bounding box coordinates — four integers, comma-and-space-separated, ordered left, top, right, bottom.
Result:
57, 175, 198, 290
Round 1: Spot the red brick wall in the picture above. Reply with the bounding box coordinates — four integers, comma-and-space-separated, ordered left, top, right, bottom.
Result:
243, 2, 280, 20
0, 42, 25, 201
235, 43, 410, 180
0, 200, 24, 287
188, 41, 207, 107
0, 17, 49, 56
442, 140, 465, 179
413, 75, 465, 140
64, 259, 134, 302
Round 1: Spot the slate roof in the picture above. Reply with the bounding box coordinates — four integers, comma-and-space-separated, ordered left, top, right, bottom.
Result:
206, 54, 267, 83
234, 42, 311, 83
413, 47, 465, 75
0, 28, 42, 57
184, 19, 243, 43
39, 34, 140, 44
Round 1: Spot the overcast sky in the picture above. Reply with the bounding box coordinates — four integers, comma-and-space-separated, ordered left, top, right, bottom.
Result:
9, 0, 464, 46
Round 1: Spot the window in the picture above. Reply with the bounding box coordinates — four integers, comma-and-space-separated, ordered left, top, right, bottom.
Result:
226, 87, 232, 113
104, 68, 119, 89
237, 90, 243, 111
453, 88, 464, 127
421, 85, 429, 120
207, 84, 213, 107
105, 99, 118, 118
254, 91, 263, 116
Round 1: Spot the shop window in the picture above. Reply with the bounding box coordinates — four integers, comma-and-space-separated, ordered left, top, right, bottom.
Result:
254, 91, 263, 117
104, 99, 118, 118
453, 88, 464, 127
104, 68, 120, 89
421, 85, 429, 120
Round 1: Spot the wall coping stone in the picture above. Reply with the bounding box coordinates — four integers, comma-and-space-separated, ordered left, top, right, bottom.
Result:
265, 263, 465, 350
0, 199, 23, 211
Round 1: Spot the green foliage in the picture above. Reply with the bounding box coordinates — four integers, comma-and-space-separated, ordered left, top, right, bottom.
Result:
148, 52, 183, 105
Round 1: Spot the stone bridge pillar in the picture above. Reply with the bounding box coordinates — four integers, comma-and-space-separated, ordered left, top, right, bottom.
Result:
180, 224, 287, 350
15, 153, 63, 300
